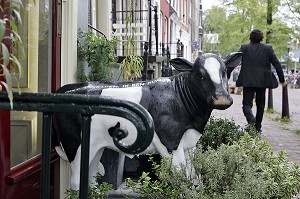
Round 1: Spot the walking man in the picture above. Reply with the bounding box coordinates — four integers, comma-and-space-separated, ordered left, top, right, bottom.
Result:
236, 29, 287, 132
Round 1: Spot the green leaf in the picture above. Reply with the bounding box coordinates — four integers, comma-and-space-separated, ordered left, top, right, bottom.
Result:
1, 64, 13, 90
11, 9, 22, 26
10, 54, 23, 79
0, 81, 13, 109
12, 0, 24, 7
2, 63, 15, 107
10, 19, 18, 32
0, 19, 6, 42
1, 43, 10, 67
10, 27, 22, 44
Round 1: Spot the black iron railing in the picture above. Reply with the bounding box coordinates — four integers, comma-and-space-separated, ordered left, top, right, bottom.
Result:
0, 92, 154, 199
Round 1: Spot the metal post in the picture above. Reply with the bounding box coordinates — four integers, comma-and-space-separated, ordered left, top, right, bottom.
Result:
287, 47, 290, 73
161, 43, 166, 77
281, 41, 292, 119
143, 42, 149, 81
166, 46, 171, 76
177, 39, 181, 57
148, 0, 152, 55
154, 6, 158, 56
79, 115, 92, 199
167, 46, 170, 60
40, 113, 52, 199
266, 0, 273, 110
112, 0, 116, 32
180, 42, 184, 57
267, 89, 273, 110
282, 86, 290, 119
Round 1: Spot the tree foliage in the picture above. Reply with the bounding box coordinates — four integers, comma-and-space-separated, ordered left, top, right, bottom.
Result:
279, 0, 300, 34
204, 0, 293, 60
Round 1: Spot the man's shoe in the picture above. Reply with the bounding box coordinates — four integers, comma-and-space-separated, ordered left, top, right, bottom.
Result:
249, 117, 256, 125
256, 129, 262, 138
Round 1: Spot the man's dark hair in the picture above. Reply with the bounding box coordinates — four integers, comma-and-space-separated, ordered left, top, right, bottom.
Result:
249, 29, 263, 43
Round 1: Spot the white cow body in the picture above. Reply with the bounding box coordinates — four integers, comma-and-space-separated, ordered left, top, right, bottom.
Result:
56, 113, 201, 189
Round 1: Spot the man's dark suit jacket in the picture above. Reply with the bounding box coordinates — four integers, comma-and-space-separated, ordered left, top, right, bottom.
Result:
236, 43, 285, 88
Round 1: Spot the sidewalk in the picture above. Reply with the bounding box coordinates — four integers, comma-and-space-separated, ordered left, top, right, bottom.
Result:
212, 86, 300, 165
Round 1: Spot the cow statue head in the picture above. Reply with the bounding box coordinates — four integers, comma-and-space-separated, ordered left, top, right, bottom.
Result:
169, 52, 242, 110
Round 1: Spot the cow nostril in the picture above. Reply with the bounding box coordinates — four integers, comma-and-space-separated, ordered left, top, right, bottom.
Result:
212, 94, 218, 100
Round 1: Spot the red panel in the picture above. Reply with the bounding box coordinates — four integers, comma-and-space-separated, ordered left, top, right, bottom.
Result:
6, 152, 58, 184
0, 111, 11, 199
0, 0, 12, 197
52, 0, 61, 92
160, 0, 170, 43
3, 154, 59, 199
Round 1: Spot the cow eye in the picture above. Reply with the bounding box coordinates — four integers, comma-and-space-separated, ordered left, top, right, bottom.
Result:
198, 73, 204, 80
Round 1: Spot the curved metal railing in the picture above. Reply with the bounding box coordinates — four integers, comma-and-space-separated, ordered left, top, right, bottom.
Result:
0, 92, 154, 199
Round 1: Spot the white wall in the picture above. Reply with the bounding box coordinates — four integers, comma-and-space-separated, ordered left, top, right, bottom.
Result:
61, 0, 78, 86
96, 0, 111, 38
60, 0, 78, 198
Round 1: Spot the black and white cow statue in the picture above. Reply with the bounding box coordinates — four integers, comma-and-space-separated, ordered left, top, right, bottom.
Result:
52, 52, 242, 190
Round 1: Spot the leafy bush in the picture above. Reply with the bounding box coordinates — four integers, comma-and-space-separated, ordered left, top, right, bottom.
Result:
65, 173, 112, 199
127, 122, 300, 198
127, 156, 187, 199
199, 117, 258, 150
193, 134, 300, 198
76, 30, 118, 82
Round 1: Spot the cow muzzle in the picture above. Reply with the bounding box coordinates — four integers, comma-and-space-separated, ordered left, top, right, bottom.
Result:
211, 95, 233, 110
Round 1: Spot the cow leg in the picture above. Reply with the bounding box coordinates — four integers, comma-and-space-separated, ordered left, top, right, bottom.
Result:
70, 145, 82, 190
184, 148, 200, 185
171, 142, 187, 175
88, 148, 105, 186
151, 133, 170, 157
171, 129, 201, 180
70, 146, 105, 190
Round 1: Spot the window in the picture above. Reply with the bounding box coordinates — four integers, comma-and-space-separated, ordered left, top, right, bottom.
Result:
10, 0, 51, 168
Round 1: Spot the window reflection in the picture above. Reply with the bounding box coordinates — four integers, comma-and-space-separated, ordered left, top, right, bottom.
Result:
10, 0, 51, 168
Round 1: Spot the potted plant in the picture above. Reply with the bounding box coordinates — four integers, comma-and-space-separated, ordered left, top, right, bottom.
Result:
118, 0, 144, 81
76, 30, 119, 82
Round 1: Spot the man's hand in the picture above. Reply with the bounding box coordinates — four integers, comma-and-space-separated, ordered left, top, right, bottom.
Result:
280, 82, 288, 87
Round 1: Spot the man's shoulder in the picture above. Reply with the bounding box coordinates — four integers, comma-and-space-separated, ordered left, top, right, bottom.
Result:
261, 43, 272, 48
249, 43, 273, 50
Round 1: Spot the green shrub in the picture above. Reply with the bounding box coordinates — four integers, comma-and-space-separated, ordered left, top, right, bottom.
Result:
76, 30, 119, 82
199, 117, 258, 150
65, 173, 112, 199
127, 129, 300, 199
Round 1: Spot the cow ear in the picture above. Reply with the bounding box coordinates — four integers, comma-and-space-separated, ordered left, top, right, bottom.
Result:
169, 58, 193, 72
224, 52, 243, 79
